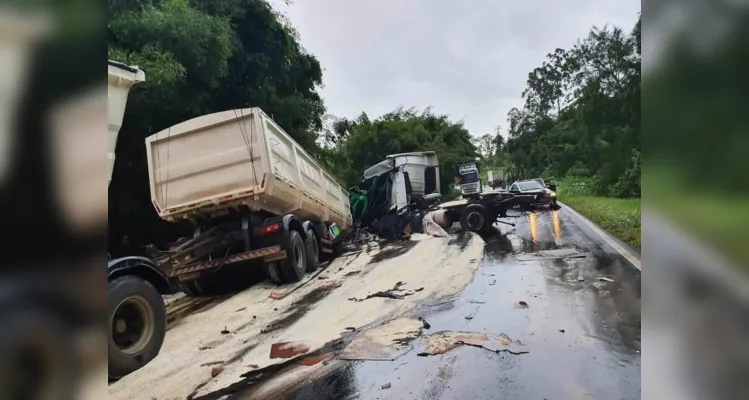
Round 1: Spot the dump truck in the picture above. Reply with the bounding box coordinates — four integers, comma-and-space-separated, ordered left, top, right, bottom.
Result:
107, 60, 172, 379
146, 108, 352, 296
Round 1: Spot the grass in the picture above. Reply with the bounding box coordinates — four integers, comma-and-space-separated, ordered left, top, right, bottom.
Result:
560, 196, 641, 252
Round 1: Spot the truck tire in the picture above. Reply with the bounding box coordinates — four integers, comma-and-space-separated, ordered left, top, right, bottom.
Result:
305, 229, 321, 272
460, 203, 493, 232
280, 230, 307, 283
263, 262, 285, 284
0, 308, 78, 399
180, 280, 203, 297
108, 275, 166, 379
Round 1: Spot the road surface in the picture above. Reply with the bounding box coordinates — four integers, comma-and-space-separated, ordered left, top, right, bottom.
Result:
108, 206, 641, 400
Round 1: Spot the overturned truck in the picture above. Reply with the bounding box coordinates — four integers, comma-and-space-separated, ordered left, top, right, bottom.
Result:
147, 108, 353, 296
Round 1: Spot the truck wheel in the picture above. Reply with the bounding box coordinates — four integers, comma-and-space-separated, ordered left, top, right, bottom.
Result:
263, 262, 285, 284
305, 229, 321, 272
280, 230, 307, 282
108, 275, 166, 379
460, 204, 493, 232
180, 280, 203, 297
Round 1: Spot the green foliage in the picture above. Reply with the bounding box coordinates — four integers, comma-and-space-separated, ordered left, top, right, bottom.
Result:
323, 107, 478, 195
108, 0, 327, 254
561, 196, 641, 251
506, 16, 641, 198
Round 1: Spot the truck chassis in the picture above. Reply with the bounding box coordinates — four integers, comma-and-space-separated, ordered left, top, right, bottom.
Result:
440, 191, 548, 232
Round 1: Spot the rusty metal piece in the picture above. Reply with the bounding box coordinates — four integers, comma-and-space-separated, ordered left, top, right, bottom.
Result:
269, 341, 311, 359
210, 366, 224, 377
297, 353, 333, 366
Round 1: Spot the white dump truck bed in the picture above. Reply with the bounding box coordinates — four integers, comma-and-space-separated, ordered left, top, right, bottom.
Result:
145, 108, 352, 230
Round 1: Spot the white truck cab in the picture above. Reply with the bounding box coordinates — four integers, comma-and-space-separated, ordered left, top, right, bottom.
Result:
458, 162, 482, 197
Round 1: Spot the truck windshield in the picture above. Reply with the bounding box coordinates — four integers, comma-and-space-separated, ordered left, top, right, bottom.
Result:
460, 171, 479, 182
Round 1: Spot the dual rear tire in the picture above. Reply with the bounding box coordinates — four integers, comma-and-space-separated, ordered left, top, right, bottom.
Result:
268, 229, 322, 284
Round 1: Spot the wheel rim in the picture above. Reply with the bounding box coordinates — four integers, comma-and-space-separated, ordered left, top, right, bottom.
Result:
111, 295, 155, 355
466, 211, 485, 230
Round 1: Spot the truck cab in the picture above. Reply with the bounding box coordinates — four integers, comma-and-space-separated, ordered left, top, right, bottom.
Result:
458, 162, 482, 197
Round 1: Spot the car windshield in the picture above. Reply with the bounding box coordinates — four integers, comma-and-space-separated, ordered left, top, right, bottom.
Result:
460, 171, 479, 182
518, 181, 544, 191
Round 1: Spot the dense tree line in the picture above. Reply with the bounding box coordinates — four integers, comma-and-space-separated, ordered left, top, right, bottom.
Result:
107, 0, 476, 254
481, 17, 641, 197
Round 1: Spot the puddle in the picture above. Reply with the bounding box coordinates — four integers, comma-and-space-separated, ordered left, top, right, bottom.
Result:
447, 231, 472, 251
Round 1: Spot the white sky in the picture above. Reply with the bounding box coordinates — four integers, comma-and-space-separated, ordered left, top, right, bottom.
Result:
272, 0, 640, 137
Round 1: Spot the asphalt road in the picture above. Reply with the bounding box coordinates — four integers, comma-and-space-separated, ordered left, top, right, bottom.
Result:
280, 207, 642, 400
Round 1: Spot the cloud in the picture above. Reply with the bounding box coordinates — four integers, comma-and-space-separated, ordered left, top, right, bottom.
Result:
273, 0, 640, 136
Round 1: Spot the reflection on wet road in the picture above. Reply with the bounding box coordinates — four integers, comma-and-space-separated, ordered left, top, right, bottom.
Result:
283, 208, 642, 400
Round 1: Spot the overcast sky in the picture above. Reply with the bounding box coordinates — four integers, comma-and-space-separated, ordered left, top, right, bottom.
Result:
272, 0, 640, 137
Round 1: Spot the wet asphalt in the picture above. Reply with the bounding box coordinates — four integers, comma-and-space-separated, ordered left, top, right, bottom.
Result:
282, 207, 642, 400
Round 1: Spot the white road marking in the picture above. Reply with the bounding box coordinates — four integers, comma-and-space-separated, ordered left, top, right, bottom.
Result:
558, 201, 641, 271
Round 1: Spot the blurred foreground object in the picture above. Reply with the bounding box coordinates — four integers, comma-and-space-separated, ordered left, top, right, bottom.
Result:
643, 0, 749, 399
0, 9, 49, 185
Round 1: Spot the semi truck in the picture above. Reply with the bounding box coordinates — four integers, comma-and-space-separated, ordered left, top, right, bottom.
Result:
457, 161, 482, 197
146, 108, 353, 296
107, 60, 172, 379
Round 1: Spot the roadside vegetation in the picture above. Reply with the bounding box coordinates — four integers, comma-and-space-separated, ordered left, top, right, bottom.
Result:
107, 0, 640, 256
558, 178, 641, 251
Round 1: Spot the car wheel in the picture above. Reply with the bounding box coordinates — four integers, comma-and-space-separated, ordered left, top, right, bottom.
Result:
460, 204, 493, 232
305, 229, 321, 272
108, 276, 166, 379
280, 230, 307, 283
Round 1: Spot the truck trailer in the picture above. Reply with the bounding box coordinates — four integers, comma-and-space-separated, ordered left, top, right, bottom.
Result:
146, 108, 353, 296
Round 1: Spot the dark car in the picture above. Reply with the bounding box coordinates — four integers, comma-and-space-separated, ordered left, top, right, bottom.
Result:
509, 179, 558, 208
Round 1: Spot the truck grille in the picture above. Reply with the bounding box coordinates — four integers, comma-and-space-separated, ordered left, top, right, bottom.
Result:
463, 183, 479, 193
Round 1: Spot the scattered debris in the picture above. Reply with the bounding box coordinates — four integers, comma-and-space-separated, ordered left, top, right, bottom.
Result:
422, 211, 448, 237
210, 366, 224, 377
273, 308, 278, 311
414, 287, 424, 292
597, 277, 614, 282
417, 331, 528, 357
343, 270, 361, 277
381, 382, 392, 390
350, 281, 412, 301
198, 345, 211, 351
246, 364, 259, 369
267, 261, 332, 300
235, 307, 246, 312
464, 315, 474, 320
516, 301, 529, 309
318, 276, 328, 280
220, 326, 231, 335
270, 342, 311, 359
298, 353, 334, 366
469, 300, 486, 304
200, 361, 224, 367
516, 248, 588, 262
577, 276, 585, 282
489, 280, 497, 286
418, 316, 431, 330
339, 318, 422, 361
345, 327, 357, 332
559, 329, 565, 333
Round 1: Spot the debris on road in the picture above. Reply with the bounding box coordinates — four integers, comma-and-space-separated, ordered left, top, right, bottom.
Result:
220, 326, 231, 334
297, 353, 333, 366
381, 382, 392, 390
270, 342, 311, 359
469, 300, 486, 304
235, 307, 246, 312
416, 331, 528, 357
200, 361, 224, 367
344, 270, 361, 276
422, 211, 449, 237
516, 301, 529, 309
338, 318, 422, 361
489, 280, 497, 285
345, 327, 357, 332
414, 287, 424, 292
559, 329, 565, 333
418, 316, 431, 330
516, 248, 588, 262
598, 277, 614, 282
349, 281, 418, 301
210, 366, 224, 377
464, 315, 474, 320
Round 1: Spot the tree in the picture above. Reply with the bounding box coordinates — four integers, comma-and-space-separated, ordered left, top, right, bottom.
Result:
108, 0, 327, 255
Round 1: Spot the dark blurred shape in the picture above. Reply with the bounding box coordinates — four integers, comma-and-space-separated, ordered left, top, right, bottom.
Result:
643, 0, 749, 399
0, 1, 106, 399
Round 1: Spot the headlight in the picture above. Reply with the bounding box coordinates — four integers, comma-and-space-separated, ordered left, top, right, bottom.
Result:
550, 192, 557, 198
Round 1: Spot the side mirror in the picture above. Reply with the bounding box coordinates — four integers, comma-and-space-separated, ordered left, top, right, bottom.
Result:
547, 184, 557, 192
